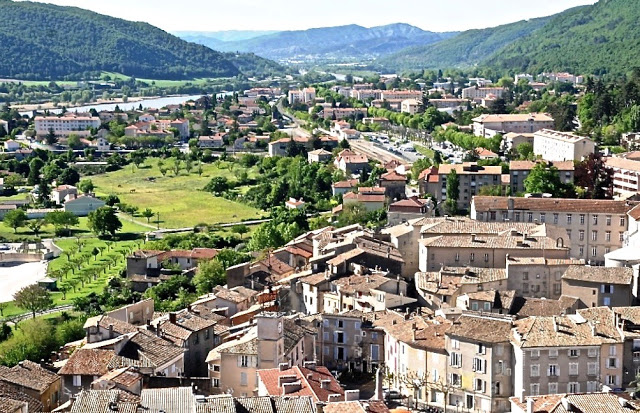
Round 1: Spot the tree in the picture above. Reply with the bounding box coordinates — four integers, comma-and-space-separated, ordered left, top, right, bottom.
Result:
172, 159, 182, 176
141, 208, 154, 223
4, 209, 27, 233
574, 153, 613, 199
92, 247, 100, 261
524, 162, 573, 197
78, 179, 95, 194
45, 128, 58, 145
3, 174, 24, 189
67, 134, 82, 149
204, 176, 229, 194
13, 284, 53, 318
193, 259, 226, 294
516, 142, 534, 160
27, 158, 44, 186
27, 219, 44, 236
45, 211, 79, 236
232, 224, 249, 239
104, 194, 120, 207
58, 168, 80, 186
87, 207, 122, 238
444, 169, 459, 215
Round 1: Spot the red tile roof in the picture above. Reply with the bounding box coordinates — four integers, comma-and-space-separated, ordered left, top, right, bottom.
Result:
257, 365, 343, 402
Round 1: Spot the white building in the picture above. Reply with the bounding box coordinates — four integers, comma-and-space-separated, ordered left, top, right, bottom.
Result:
514, 74, 534, 83
472, 113, 555, 137
35, 115, 101, 137
461, 87, 506, 100
533, 129, 596, 162
605, 156, 640, 196
401, 99, 422, 115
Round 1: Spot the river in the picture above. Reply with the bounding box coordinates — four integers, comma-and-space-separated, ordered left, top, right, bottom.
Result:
20, 93, 232, 116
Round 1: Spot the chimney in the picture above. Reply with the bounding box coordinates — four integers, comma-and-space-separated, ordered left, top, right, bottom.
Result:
412, 323, 417, 341
279, 362, 290, 371
307, 374, 314, 380
316, 403, 325, 413
553, 316, 558, 333
304, 360, 317, 370
169, 312, 177, 324
471, 233, 477, 242
527, 398, 534, 413
282, 381, 302, 395
345, 390, 360, 401
320, 379, 332, 389
108, 324, 114, 338
278, 375, 298, 387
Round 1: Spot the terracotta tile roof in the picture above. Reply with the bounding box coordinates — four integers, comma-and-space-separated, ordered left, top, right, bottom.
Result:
629, 203, 640, 220
0, 397, 27, 413
300, 273, 330, 287
284, 245, 313, 259
343, 192, 385, 203
511, 393, 640, 413
70, 389, 138, 413
358, 187, 386, 195
515, 296, 579, 319
331, 273, 393, 295
95, 367, 142, 388
473, 113, 553, 123
562, 265, 633, 285
509, 160, 575, 171
389, 197, 429, 209
447, 314, 513, 343
437, 162, 502, 176
333, 179, 359, 189
419, 217, 541, 235
379, 171, 407, 182
472, 196, 635, 214
214, 330, 258, 356
506, 256, 584, 266
383, 316, 452, 352
119, 330, 184, 368
257, 365, 343, 402
59, 349, 116, 376
510, 394, 565, 413
140, 387, 194, 412
419, 232, 566, 250
0, 360, 59, 393
212, 285, 257, 304
577, 307, 624, 340
0, 382, 44, 413
84, 315, 139, 335
326, 248, 365, 266
466, 290, 497, 302
324, 401, 366, 413
605, 156, 640, 172
129, 250, 163, 259
477, 148, 497, 157
418, 166, 438, 182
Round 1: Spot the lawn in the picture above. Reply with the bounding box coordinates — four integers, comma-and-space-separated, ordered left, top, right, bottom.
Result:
91, 158, 264, 228
414, 143, 435, 159
0, 237, 143, 319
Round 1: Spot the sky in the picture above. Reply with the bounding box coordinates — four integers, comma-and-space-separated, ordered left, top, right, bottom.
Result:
24, 0, 597, 33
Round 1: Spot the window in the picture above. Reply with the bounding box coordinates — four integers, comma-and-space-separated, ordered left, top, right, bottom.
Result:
568, 382, 579, 393
478, 343, 486, 355
528, 212, 533, 222
593, 215, 598, 225
609, 346, 617, 356
240, 355, 249, 367
569, 363, 579, 376
523, 272, 529, 280
531, 349, 540, 358
523, 283, 529, 294
450, 352, 462, 367
568, 349, 579, 358
588, 348, 598, 357
548, 364, 558, 377
540, 213, 546, 223
515, 212, 521, 222
567, 214, 572, 224
371, 332, 378, 340
580, 214, 585, 225
587, 381, 598, 392
213, 378, 220, 387
620, 232, 625, 242
470, 253, 475, 262
605, 231, 611, 241
592, 247, 597, 257
553, 213, 559, 224
205, 329, 210, 340
471, 302, 479, 311
473, 357, 485, 373
474, 378, 486, 393
193, 333, 199, 345
466, 394, 474, 410
620, 217, 626, 226
530, 384, 540, 396
483, 302, 491, 311
530, 364, 540, 377
606, 215, 612, 226
73, 375, 82, 387
548, 383, 558, 394
549, 349, 558, 358
579, 230, 585, 241
484, 253, 489, 262
579, 246, 584, 256
608, 358, 617, 369
602, 284, 614, 294
455, 253, 459, 262
337, 320, 344, 328
240, 372, 248, 386
588, 362, 598, 375
450, 373, 461, 386
591, 230, 598, 241
554, 283, 561, 295
494, 381, 501, 395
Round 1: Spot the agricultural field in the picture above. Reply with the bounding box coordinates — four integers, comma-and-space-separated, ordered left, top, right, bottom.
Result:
91, 158, 264, 228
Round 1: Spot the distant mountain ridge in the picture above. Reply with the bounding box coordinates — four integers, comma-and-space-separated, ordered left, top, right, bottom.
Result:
177, 23, 459, 61
0, 0, 281, 80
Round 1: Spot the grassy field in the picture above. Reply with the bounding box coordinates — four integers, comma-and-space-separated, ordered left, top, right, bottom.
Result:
91, 158, 264, 229
0, 237, 143, 319
414, 143, 435, 159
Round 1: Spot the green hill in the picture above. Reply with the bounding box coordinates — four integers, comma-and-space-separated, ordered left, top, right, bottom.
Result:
0, 0, 259, 80
487, 0, 640, 75
378, 15, 556, 72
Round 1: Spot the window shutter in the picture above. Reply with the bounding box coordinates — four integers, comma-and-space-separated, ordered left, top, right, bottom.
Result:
601, 285, 605, 293
237, 356, 241, 367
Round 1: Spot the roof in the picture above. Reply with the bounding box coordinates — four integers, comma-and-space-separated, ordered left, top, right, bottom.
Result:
562, 265, 633, 285
58, 349, 115, 376
332, 179, 359, 189
83, 315, 139, 335
447, 314, 513, 343
119, 330, 184, 369
196, 396, 316, 413
510, 393, 640, 413
472, 196, 634, 214
378, 315, 451, 352
212, 285, 257, 304
437, 163, 502, 175
257, 365, 343, 402
0, 360, 59, 393
331, 273, 394, 295
95, 367, 142, 388
343, 192, 385, 203
509, 160, 575, 171
0, 382, 44, 413
606, 156, 640, 172
534, 128, 593, 143
629, 203, 640, 220
473, 113, 553, 123
379, 171, 407, 182
419, 232, 566, 250
140, 387, 194, 412
476, 148, 497, 157
70, 389, 138, 413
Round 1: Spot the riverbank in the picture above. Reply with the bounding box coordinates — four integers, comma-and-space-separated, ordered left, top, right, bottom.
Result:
12, 96, 149, 112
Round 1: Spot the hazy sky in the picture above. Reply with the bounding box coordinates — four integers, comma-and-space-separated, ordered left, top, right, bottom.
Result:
25, 0, 596, 33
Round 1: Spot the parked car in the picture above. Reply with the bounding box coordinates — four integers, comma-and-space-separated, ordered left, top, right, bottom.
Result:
383, 388, 403, 400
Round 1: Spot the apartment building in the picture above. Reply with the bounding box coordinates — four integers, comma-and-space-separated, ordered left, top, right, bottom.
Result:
435, 163, 503, 211
35, 115, 101, 137
446, 314, 515, 413
561, 265, 637, 307
380, 90, 423, 101
511, 313, 624, 400
605, 156, 640, 195
533, 129, 596, 161
471, 196, 634, 263
419, 225, 570, 272
461, 87, 506, 100
401, 99, 422, 115
505, 256, 584, 300
288, 88, 316, 104
508, 160, 575, 194
472, 113, 555, 138
607, 307, 640, 387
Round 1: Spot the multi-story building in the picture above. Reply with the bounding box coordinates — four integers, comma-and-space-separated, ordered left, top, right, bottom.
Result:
288, 88, 316, 104
471, 196, 634, 263
505, 256, 584, 300
561, 265, 637, 307
35, 115, 101, 137
533, 129, 596, 162
511, 314, 624, 400
508, 160, 575, 194
401, 99, 422, 115
434, 163, 503, 211
461, 87, 506, 100
419, 224, 570, 272
380, 90, 423, 101
445, 313, 515, 413
605, 156, 640, 195
502, 132, 535, 152
472, 113, 555, 138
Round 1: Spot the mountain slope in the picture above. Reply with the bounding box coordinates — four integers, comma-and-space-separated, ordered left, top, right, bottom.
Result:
0, 0, 243, 80
487, 0, 640, 75
378, 15, 557, 71
180, 24, 458, 60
